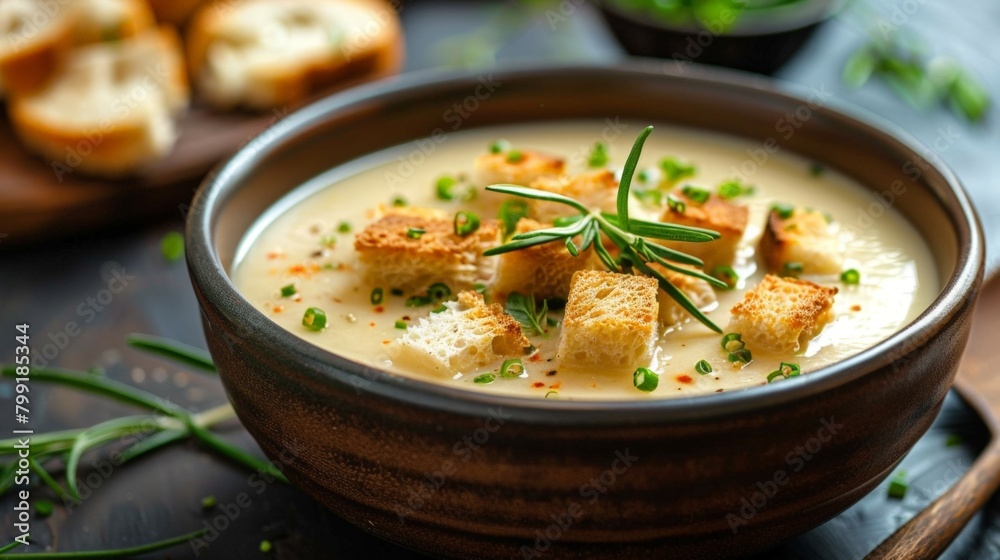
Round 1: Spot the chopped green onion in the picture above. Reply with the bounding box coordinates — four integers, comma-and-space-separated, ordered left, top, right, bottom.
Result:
490, 139, 510, 154
428, 282, 451, 300
728, 348, 753, 364
302, 307, 327, 331
659, 157, 696, 184
633, 367, 659, 392
783, 262, 804, 277
500, 358, 524, 378
391, 196, 407, 207
454, 211, 481, 236
721, 333, 744, 352
809, 163, 825, 177
841, 269, 860, 285
319, 235, 337, 248
717, 178, 755, 199
666, 195, 686, 214
544, 391, 559, 399
711, 265, 739, 289
432, 303, 448, 313
887, 471, 908, 499
406, 295, 432, 307
768, 362, 801, 382
337, 221, 352, 233
260, 540, 273, 553
588, 141, 610, 168
395, 320, 408, 329
633, 188, 663, 206
161, 232, 185, 262
280, 284, 297, 298
406, 227, 426, 239
766, 370, 784, 383
436, 175, 458, 200
695, 360, 712, 375
473, 283, 487, 294
681, 184, 711, 204
637, 169, 649, 183
35, 499, 54, 517
499, 200, 529, 236
474, 373, 496, 384
201, 495, 217, 510
506, 150, 524, 163
371, 287, 384, 305
772, 203, 795, 220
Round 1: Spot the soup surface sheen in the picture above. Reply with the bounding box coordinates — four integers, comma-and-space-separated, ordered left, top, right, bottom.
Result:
232, 121, 938, 400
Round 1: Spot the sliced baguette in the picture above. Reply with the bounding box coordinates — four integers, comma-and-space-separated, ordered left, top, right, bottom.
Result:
392, 291, 530, 376
9, 27, 189, 178
0, 0, 77, 95
187, 0, 403, 110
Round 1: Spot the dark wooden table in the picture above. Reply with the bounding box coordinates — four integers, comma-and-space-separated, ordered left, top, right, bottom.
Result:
2, 0, 1000, 558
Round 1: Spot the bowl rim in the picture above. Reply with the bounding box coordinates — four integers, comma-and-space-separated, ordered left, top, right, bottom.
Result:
187, 60, 984, 425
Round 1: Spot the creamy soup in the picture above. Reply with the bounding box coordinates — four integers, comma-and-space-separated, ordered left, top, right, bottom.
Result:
232, 121, 938, 400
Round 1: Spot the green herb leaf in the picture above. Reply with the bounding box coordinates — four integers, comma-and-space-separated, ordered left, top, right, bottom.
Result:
161, 232, 185, 262
436, 175, 458, 200
474, 373, 496, 384
588, 141, 610, 168
505, 292, 548, 337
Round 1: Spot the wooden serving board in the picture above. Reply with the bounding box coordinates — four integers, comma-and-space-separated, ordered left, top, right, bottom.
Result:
0, 74, 394, 247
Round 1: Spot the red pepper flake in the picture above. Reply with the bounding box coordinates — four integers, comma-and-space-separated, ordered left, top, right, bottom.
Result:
272, 305, 284, 314
374, 306, 385, 313
266, 251, 284, 260
369, 322, 376, 327
528, 353, 543, 362
675, 374, 693, 384
532, 382, 545, 388
549, 382, 561, 390
382, 340, 391, 345
851, 304, 862, 312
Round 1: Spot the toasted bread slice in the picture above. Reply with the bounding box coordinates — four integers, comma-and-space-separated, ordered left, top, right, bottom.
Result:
659, 192, 749, 271
73, 0, 155, 44
393, 291, 530, 375
354, 210, 501, 293
9, 28, 189, 178
187, 0, 403, 110
557, 270, 659, 369
529, 169, 618, 222
728, 274, 837, 354
0, 0, 77, 95
146, 0, 206, 26
759, 206, 843, 276
491, 218, 598, 302
648, 264, 718, 326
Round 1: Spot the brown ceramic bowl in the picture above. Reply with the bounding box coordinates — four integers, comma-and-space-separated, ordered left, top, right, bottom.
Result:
186, 63, 984, 559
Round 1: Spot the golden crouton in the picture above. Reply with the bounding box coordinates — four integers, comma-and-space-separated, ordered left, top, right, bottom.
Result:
529, 169, 618, 222
393, 291, 530, 375
647, 264, 718, 326
659, 192, 749, 270
473, 149, 565, 208
728, 275, 838, 354
491, 218, 598, 302
557, 271, 660, 369
759, 206, 843, 275
354, 211, 501, 292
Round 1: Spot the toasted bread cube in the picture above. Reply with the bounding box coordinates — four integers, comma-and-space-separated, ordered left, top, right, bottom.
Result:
728, 275, 837, 354
491, 218, 597, 301
528, 169, 618, 222
648, 264, 718, 326
659, 192, 749, 270
473, 149, 564, 208
759, 206, 843, 275
393, 291, 530, 375
354, 211, 501, 292
557, 271, 659, 369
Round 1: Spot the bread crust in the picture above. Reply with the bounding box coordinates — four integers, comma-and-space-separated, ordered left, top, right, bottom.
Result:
659, 191, 749, 271
728, 274, 838, 354
0, 1, 76, 95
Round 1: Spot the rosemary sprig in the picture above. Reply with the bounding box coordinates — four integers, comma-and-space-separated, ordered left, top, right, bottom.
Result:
484, 126, 726, 332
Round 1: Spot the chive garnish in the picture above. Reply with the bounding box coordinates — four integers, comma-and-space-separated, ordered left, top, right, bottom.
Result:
302, 307, 327, 331
391, 196, 407, 207
161, 232, 185, 262
887, 471, 908, 499
395, 320, 408, 329
428, 282, 451, 300
767, 362, 801, 383
406, 295, 432, 307
432, 303, 447, 313
474, 373, 496, 384
841, 269, 860, 284
728, 348, 753, 364
721, 333, 743, 352
666, 194, 686, 214
632, 367, 659, 392
632, 188, 663, 207
35, 498, 54, 517
500, 358, 524, 378
337, 221, 352, 233
659, 156, 696, 184
637, 169, 649, 183
436, 175, 457, 200
717, 178, 755, 199
454, 211, 481, 236
711, 265, 738, 289
483, 126, 727, 333
772, 203, 795, 220
406, 227, 426, 239
499, 200, 529, 236
490, 139, 510, 154
588, 141, 610, 168
201, 495, 217, 510
681, 184, 710, 204
506, 150, 524, 163
695, 360, 712, 375
783, 262, 804, 277
371, 287, 384, 305
545, 391, 559, 398
260, 540, 273, 553
280, 284, 297, 298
